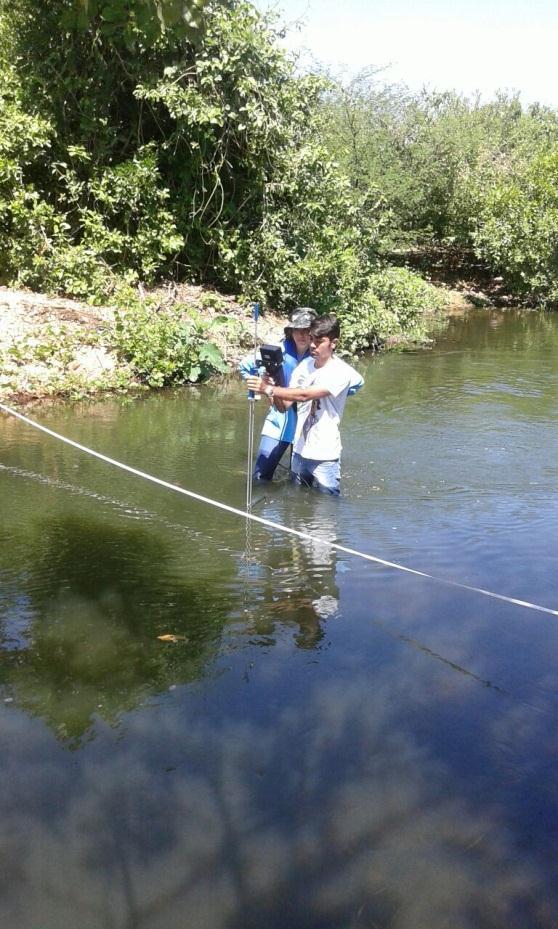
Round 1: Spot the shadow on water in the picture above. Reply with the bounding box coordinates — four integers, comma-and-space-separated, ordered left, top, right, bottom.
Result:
0, 515, 228, 745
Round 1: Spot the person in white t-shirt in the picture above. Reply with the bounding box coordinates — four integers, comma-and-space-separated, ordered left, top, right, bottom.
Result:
246, 314, 363, 495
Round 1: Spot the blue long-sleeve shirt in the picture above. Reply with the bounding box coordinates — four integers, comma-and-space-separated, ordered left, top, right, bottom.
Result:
239, 337, 306, 442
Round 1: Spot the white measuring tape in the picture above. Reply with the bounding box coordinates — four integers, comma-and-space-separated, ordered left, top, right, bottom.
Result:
1, 401, 557, 617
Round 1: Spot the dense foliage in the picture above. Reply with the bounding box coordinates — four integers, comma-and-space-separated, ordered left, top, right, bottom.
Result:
22, 0, 558, 394
112, 298, 229, 387
3, 0, 558, 347
1, 0, 447, 366
473, 145, 558, 303
1, 0, 373, 302
321, 73, 558, 304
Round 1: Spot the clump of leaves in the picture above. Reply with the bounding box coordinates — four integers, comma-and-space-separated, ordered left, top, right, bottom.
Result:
9, 145, 183, 302
0, 322, 125, 400
199, 292, 228, 311
6, 324, 94, 367
367, 267, 447, 335
61, 0, 211, 46
110, 300, 227, 387
474, 144, 558, 305
336, 266, 447, 353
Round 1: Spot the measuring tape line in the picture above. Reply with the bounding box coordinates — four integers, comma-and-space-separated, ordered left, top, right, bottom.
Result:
1, 401, 557, 618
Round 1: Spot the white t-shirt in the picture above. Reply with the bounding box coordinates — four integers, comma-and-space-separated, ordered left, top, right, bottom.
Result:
291, 355, 359, 460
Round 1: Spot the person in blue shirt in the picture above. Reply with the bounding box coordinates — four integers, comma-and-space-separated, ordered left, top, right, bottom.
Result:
240, 308, 316, 481
241, 308, 364, 482
247, 314, 365, 495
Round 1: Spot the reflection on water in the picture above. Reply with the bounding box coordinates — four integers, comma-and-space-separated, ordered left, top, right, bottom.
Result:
1, 673, 555, 929
1, 515, 228, 744
1, 308, 558, 927
238, 502, 341, 651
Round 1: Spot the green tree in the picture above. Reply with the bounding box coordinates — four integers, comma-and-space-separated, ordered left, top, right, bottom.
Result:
2, 0, 378, 303
321, 75, 558, 248
474, 144, 558, 305
0, 0, 445, 354
62, 0, 211, 45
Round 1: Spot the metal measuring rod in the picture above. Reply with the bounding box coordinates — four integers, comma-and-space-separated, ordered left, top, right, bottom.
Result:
245, 303, 260, 512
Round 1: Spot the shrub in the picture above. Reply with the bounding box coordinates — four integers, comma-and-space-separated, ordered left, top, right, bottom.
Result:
110, 300, 227, 387
336, 291, 388, 354
474, 144, 558, 304
336, 266, 447, 352
16, 243, 123, 303
367, 267, 446, 334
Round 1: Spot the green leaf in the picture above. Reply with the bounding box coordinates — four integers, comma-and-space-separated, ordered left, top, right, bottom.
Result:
100, 3, 128, 24
199, 342, 226, 370
99, 20, 120, 35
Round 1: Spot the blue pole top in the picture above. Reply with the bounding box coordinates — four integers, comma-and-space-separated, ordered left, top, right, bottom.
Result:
253, 302, 260, 321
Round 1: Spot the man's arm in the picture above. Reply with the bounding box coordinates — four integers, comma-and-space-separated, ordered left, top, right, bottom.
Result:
245, 375, 330, 412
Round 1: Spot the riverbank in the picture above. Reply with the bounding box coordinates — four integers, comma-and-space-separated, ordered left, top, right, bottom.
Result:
0, 282, 471, 405
0, 285, 286, 405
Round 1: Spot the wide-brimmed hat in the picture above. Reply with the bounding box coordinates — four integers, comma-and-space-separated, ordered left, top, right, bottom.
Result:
288, 308, 317, 329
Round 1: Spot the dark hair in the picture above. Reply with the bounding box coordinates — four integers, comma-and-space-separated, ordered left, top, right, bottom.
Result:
310, 313, 340, 340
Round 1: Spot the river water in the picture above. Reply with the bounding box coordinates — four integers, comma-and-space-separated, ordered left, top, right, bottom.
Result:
1, 308, 558, 929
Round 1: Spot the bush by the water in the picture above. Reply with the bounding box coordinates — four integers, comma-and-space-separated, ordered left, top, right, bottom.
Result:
111, 299, 228, 388
338, 267, 447, 353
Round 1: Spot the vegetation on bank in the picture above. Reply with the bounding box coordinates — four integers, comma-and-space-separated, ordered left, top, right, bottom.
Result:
321, 72, 558, 301
0, 275, 448, 401
1, 1, 557, 398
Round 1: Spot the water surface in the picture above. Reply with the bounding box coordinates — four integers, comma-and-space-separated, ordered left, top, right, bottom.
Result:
1, 308, 558, 928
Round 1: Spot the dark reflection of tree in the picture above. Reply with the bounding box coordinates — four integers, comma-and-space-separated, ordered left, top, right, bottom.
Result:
0, 676, 555, 929
0, 515, 228, 745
